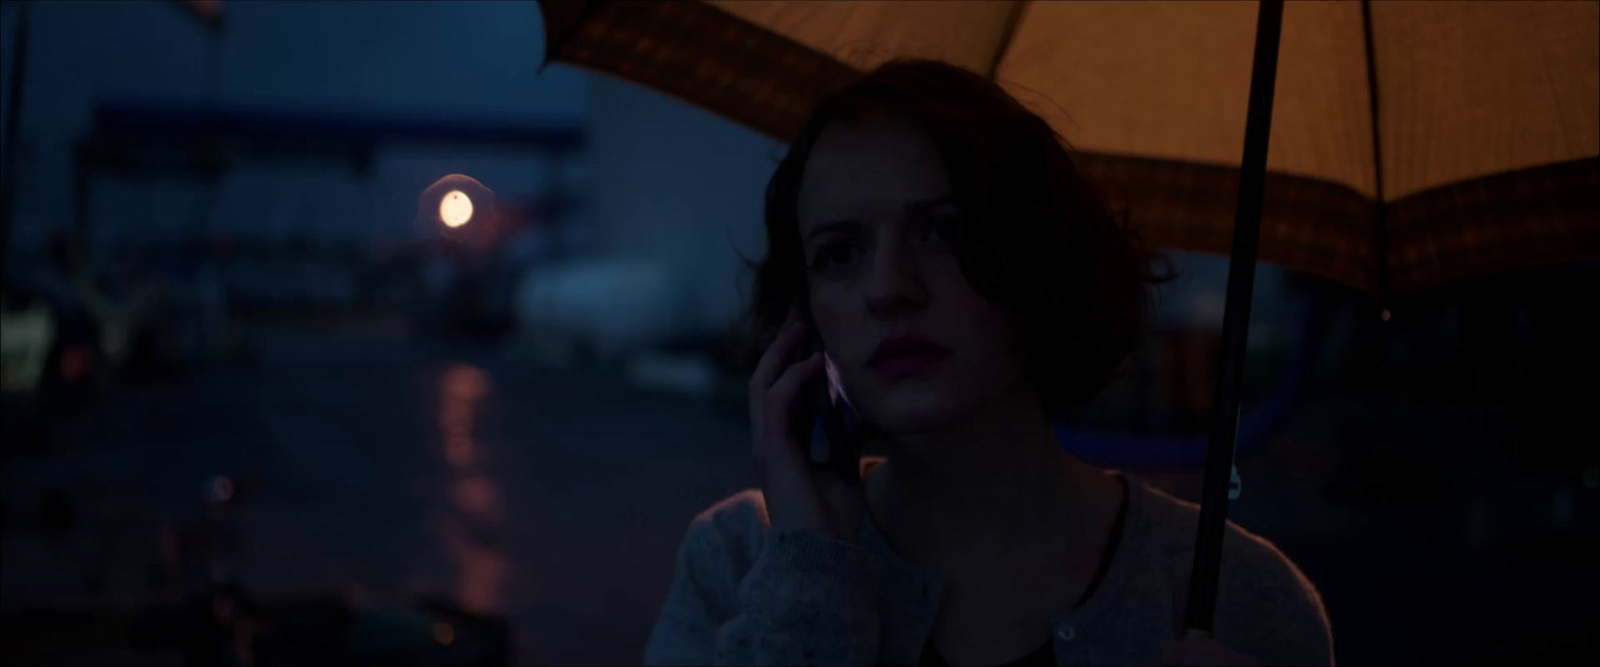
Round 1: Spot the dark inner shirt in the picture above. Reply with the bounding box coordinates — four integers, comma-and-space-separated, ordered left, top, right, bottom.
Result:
919, 475, 1130, 667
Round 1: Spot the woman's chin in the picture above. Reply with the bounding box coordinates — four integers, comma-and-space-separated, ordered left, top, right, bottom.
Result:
860, 387, 976, 434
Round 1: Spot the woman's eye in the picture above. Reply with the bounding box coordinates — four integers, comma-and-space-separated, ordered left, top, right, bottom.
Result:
811, 242, 859, 270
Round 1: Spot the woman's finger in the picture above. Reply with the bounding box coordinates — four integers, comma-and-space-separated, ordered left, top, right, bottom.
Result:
749, 311, 806, 394
764, 351, 824, 433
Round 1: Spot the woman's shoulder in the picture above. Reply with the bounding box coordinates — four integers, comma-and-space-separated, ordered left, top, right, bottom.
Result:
1124, 478, 1322, 597
1123, 477, 1334, 665
1125, 479, 1297, 566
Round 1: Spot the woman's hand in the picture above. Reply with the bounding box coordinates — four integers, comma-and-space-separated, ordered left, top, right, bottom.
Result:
748, 308, 866, 543
1155, 571, 1259, 665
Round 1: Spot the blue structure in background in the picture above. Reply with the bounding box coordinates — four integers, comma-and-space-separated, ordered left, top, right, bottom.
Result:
1058, 292, 1326, 469
93, 101, 586, 155
73, 100, 587, 237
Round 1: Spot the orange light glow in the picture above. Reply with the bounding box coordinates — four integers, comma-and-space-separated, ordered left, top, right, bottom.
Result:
442, 402, 475, 438
452, 474, 503, 524
440, 517, 509, 614
436, 363, 508, 615
445, 435, 476, 468
433, 621, 455, 645
443, 364, 490, 400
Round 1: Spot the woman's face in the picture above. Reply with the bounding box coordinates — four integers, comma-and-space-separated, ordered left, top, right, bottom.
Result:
796, 113, 1027, 434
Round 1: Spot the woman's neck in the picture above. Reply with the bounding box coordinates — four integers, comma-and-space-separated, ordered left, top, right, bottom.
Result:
867, 392, 1114, 566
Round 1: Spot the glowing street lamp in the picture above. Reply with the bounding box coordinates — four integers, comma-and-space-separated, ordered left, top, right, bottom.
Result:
418, 174, 497, 250
440, 190, 474, 228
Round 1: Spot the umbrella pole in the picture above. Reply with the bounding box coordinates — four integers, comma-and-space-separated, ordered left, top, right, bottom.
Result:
1360, 0, 1393, 313
1184, 0, 1284, 639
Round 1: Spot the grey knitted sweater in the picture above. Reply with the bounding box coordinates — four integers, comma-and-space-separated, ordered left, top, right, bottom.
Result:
644, 475, 1333, 666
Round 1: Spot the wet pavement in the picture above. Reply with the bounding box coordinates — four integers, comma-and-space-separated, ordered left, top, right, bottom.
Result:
5, 325, 1596, 665
1, 326, 757, 665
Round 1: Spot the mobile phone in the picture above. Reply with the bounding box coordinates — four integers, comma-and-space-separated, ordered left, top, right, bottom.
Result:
798, 324, 861, 483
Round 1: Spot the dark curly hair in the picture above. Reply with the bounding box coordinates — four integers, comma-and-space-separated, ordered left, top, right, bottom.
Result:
741, 58, 1173, 418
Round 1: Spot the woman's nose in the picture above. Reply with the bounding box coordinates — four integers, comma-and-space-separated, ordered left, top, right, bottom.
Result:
864, 244, 927, 316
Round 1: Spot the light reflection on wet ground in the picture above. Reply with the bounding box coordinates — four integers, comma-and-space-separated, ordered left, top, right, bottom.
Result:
0, 326, 756, 664
437, 363, 507, 615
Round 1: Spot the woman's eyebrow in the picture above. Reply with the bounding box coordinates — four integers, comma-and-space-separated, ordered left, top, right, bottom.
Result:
805, 195, 954, 242
803, 219, 862, 243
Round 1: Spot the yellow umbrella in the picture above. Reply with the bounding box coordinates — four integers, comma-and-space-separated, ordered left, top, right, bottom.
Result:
543, 0, 1597, 297
539, 0, 1599, 637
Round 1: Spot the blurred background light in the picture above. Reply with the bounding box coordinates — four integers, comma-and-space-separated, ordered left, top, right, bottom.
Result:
439, 190, 473, 228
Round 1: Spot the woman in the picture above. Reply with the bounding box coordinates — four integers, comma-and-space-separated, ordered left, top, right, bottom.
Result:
645, 59, 1331, 667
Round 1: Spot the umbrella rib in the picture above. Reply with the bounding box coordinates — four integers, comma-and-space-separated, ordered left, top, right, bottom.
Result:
986, 1, 1029, 80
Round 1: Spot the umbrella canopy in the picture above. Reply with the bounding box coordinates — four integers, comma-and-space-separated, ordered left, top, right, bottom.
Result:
542, 0, 1599, 298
